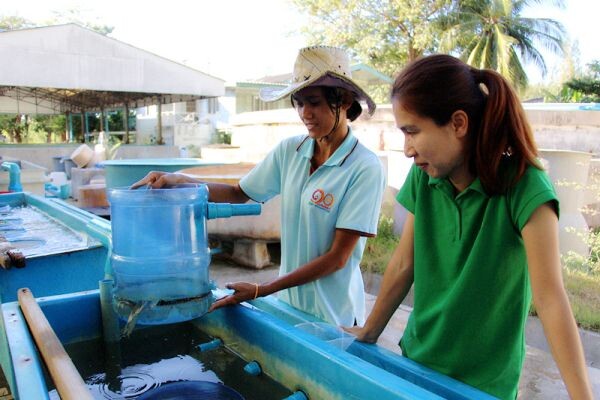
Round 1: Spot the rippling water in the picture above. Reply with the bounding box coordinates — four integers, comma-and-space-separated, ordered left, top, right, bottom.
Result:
49, 355, 219, 399
46, 322, 292, 400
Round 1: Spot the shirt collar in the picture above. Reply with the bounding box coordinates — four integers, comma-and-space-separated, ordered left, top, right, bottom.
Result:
297, 127, 359, 167
428, 175, 488, 198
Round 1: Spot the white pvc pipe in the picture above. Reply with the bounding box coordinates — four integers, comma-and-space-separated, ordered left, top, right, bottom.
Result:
17, 288, 93, 400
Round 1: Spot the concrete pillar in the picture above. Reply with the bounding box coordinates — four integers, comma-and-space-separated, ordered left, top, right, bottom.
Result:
540, 149, 592, 257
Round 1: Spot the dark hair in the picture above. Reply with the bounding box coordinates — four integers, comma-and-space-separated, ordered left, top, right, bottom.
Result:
291, 86, 362, 123
391, 54, 540, 195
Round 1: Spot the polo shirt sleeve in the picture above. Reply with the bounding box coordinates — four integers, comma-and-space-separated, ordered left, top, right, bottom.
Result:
239, 141, 284, 203
396, 164, 420, 214
336, 158, 385, 236
508, 165, 559, 231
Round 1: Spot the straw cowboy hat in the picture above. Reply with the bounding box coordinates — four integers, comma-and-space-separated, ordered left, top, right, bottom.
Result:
259, 46, 376, 116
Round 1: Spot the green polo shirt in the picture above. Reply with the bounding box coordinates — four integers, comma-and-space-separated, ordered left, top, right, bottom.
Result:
397, 163, 558, 400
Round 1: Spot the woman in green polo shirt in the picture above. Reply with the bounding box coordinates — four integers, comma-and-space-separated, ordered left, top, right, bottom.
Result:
346, 54, 593, 399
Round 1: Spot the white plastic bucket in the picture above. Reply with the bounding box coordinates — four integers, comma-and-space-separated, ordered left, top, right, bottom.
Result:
70, 144, 94, 168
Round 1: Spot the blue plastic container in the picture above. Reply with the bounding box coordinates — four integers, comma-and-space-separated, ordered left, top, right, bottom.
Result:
101, 158, 221, 189
108, 185, 260, 325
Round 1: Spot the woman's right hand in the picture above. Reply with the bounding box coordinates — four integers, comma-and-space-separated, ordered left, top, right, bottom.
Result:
130, 171, 194, 189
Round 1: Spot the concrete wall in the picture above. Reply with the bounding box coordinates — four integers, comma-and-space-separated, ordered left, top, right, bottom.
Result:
0, 144, 180, 171
229, 105, 600, 231
2, 105, 597, 173
231, 105, 600, 156
228, 106, 600, 177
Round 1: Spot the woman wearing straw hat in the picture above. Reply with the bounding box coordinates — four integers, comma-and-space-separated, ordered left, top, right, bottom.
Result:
132, 46, 386, 326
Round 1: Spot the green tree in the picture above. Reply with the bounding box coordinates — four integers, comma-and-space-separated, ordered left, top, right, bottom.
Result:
27, 115, 67, 143
45, 8, 114, 35
0, 115, 25, 143
565, 61, 600, 102
1, 9, 113, 35
0, 15, 35, 31
439, 0, 565, 90
292, 0, 452, 77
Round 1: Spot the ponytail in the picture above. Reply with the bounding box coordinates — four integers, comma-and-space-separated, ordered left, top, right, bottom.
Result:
475, 69, 540, 194
392, 54, 541, 195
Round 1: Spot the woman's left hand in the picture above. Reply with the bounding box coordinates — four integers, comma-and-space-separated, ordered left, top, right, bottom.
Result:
341, 325, 379, 343
208, 282, 259, 312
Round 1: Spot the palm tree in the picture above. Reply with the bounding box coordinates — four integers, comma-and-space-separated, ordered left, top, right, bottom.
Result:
439, 0, 565, 89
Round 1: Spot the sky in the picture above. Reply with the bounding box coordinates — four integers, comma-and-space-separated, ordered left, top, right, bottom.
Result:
3, 0, 599, 84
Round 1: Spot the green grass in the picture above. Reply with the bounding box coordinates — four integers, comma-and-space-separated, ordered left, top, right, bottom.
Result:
360, 216, 399, 275
561, 269, 600, 331
529, 270, 600, 332
362, 217, 600, 333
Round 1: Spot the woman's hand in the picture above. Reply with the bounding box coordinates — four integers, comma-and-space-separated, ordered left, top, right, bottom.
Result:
208, 282, 259, 312
130, 171, 195, 189
342, 325, 379, 343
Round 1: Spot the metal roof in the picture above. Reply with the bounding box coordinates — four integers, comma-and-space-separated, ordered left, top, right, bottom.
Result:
0, 24, 225, 114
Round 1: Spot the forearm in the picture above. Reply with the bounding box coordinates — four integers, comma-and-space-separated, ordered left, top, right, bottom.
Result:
211, 254, 345, 314
361, 243, 413, 340
358, 214, 414, 341
260, 229, 361, 297
261, 253, 342, 297
523, 204, 593, 399
131, 171, 249, 203
205, 182, 249, 203
536, 294, 593, 399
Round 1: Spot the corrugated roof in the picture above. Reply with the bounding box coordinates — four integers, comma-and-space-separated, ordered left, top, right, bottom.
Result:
0, 24, 225, 114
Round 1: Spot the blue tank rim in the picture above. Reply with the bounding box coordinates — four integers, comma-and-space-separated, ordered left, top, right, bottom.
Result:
100, 158, 221, 166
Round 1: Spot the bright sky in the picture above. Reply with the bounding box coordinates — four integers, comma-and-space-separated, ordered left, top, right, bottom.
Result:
4, 0, 599, 84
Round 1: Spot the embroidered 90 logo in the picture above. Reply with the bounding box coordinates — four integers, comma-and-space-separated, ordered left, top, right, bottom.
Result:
310, 189, 334, 211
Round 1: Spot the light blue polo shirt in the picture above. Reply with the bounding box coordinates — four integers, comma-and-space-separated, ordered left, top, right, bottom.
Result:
239, 129, 385, 326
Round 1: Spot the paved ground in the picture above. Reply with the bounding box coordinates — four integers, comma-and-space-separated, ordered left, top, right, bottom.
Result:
209, 254, 600, 399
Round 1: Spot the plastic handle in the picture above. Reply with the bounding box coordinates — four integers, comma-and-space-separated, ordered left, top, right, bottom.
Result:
207, 203, 261, 220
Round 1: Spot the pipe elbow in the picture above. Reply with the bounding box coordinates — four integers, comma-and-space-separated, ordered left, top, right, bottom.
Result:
1, 162, 17, 173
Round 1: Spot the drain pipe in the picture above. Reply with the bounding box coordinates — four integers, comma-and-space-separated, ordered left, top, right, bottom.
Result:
99, 247, 122, 383
197, 338, 223, 352
100, 277, 119, 343
103, 245, 114, 280
283, 390, 309, 400
100, 245, 120, 341
243, 361, 262, 376
1, 162, 23, 192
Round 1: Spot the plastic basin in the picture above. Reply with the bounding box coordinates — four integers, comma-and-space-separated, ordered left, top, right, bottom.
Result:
100, 158, 221, 189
